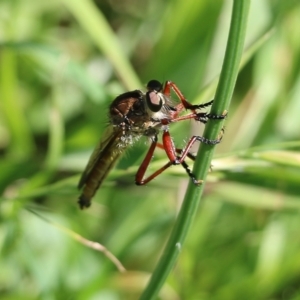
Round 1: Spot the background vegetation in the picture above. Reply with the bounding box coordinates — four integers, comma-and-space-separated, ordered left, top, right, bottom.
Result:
1, 0, 300, 299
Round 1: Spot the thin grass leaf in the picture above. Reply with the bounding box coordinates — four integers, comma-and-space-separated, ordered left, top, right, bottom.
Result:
61, 0, 141, 90
0, 48, 34, 158
27, 208, 126, 272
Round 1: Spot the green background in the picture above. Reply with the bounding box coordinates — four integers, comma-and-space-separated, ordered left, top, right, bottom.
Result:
1, 0, 300, 299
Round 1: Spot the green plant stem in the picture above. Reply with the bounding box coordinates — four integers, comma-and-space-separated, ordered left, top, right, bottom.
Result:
139, 1, 250, 299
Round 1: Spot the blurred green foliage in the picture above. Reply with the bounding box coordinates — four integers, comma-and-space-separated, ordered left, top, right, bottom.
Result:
1, 0, 300, 299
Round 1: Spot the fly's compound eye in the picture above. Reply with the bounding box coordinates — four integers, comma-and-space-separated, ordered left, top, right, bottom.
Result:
146, 91, 163, 112
146, 79, 164, 112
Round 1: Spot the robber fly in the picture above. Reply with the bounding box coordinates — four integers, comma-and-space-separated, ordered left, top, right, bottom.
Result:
78, 80, 225, 209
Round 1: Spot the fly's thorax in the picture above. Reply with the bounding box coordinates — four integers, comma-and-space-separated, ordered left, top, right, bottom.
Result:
115, 132, 141, 149
112, 120, 159, 140
109, 89, 159, 138
109, 90, 150, 127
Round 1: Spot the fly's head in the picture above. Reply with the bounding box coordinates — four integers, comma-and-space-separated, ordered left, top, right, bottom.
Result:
145, 79, 177, 123
145, 80, 164, 112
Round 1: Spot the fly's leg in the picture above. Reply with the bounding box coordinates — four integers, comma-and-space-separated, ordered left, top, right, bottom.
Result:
162, 80, 196, 115
162, 80, 212, 115
195, 110, 228, 124
156, 143, 196, 161
157, 126, 225, 174
135, 135, 173, 185
161, 80, 227, 124
163, 130, 223, 185
135, 128, 223, 186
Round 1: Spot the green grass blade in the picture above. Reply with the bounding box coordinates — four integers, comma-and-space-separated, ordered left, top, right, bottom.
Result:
44, 76, 65, 171
139, 1, 250, 299
61, 0, 141, 90
0, 48, 34, 158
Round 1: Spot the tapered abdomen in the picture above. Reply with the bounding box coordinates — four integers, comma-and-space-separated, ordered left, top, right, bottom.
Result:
78, 128, 125, 209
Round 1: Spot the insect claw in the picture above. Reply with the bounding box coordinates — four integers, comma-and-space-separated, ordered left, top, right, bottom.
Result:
222, 110, 228, 117
191, 177, 203, 186
217, 126, 226, 141
193, 99, 214, 109
206, 113, 226, 120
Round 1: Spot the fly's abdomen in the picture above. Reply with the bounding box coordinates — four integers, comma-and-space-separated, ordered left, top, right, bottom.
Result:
78, 152, 121, 209
78, 128, 125, 209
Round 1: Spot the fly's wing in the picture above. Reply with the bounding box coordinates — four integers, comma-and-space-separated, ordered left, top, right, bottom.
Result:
78, 126, 125, 208
78, 126, 114, 189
